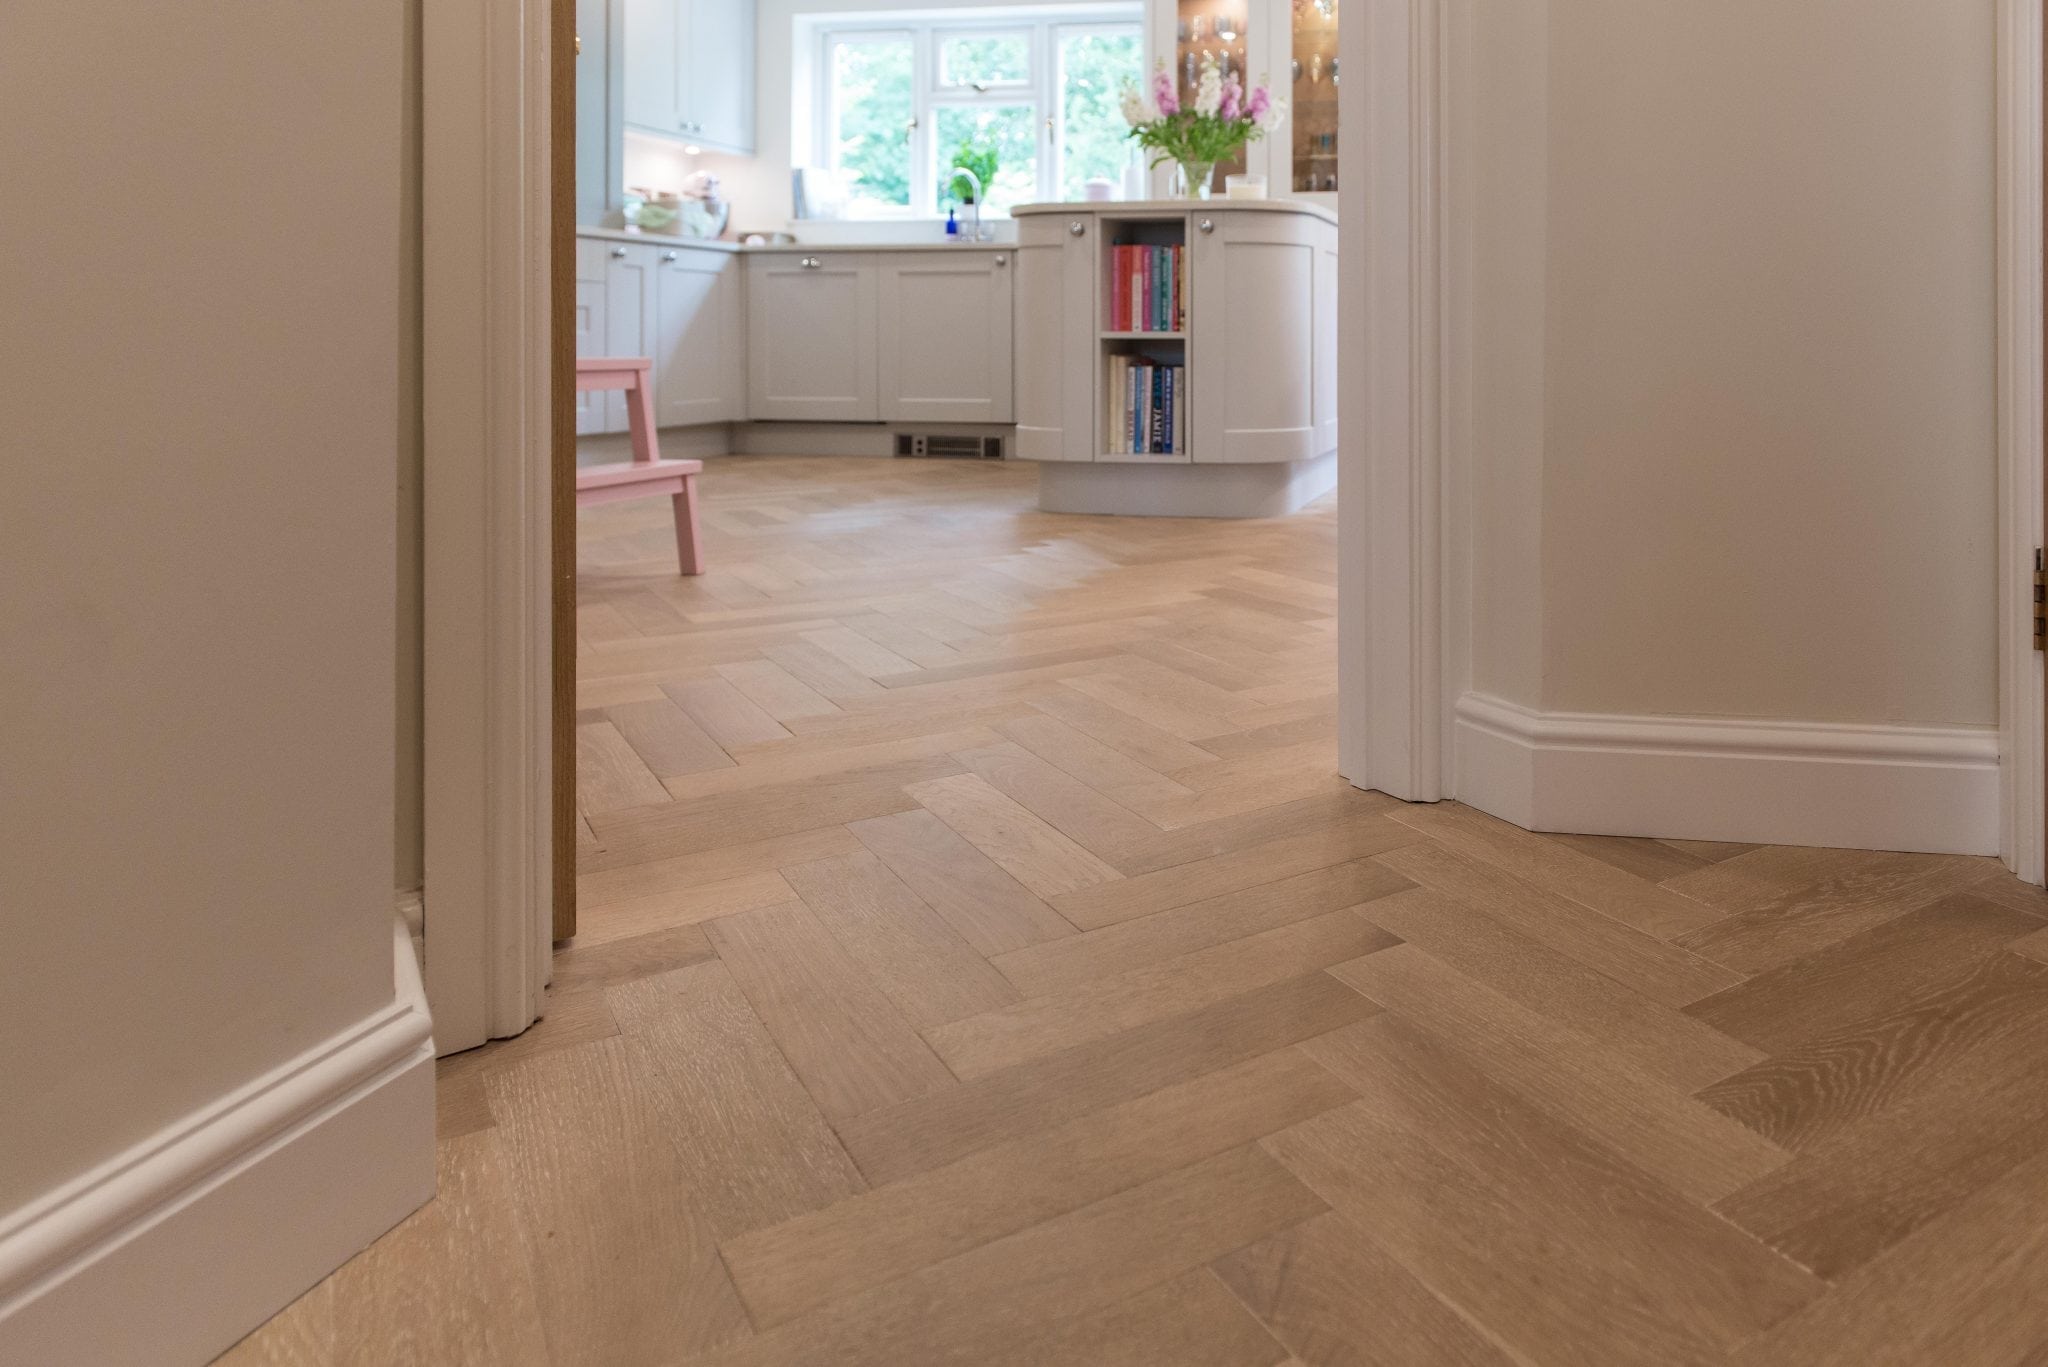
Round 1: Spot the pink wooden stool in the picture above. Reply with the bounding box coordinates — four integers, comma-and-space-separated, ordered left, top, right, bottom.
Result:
575, 357, 704, 575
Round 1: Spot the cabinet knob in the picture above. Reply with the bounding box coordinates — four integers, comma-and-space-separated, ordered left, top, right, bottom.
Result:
610, 246, 628, 258
661, 250, 679, 263
799, 256, 823, 269
1068, 221, 1086, 237
993, 255, 1007, 267
1198, 219, 1216, 235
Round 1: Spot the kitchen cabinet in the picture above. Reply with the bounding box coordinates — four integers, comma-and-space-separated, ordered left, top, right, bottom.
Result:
622, 0, 756, 156
1188, 207, 1335, 464
877, 252, 1015, 425
653, 245, 744, 427
1012, 216, 1097, 462
746, 254, 880, 422
576, 235, 744, 433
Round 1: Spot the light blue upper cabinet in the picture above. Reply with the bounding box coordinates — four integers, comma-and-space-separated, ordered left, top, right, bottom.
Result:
622, 0, 755, 158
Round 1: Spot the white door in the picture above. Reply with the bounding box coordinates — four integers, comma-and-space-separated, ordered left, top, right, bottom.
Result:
621, 0, 678, 134
746, 254, 879, 421
602, 241, 658, 432
877, 252, 1015, 425
1188, 211, 1321, 463
1013, 214, 1098, 461
687, 0, 755, 154
654, 246, 743, 427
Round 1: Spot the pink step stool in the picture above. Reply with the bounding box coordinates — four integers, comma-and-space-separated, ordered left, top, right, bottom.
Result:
575, 357, 704, 575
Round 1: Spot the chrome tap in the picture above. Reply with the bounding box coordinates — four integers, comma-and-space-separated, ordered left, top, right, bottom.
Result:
949, 166, 985, 242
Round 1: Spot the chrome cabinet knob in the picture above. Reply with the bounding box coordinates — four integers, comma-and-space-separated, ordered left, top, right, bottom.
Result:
1068, 221, 1086, 237
993, 255, 1007, 267
799, 256, 823, 269
1198, 219, 1216, 235
610, 246, 628, 258
660, 250, 679, 263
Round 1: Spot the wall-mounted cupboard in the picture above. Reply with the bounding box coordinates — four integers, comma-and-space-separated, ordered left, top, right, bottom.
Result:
621, 0, 755, 155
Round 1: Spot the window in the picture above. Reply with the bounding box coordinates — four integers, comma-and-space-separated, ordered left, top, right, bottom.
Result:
810, 8, 1144, 219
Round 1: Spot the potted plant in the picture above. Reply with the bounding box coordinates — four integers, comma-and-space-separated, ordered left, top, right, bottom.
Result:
1122, 54, 1286, 199
946, 137, 1000, 208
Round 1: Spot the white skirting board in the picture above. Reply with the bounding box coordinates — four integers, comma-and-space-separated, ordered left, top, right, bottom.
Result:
0, 918, 437, 1367
1453, 692, 2000, 855
1038, 452, 1339, 519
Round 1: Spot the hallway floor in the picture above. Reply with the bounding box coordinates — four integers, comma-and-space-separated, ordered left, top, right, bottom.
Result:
224, 456, 2048, 1365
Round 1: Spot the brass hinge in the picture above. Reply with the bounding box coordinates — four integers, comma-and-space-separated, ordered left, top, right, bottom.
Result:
2035, 549, 2045, 651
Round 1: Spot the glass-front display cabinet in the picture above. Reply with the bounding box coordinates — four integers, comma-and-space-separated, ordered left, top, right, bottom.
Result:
1153, 0, 1336, 199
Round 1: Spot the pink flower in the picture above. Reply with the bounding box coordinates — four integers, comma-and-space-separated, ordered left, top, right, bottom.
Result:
1245, 85, 1271, 123
1152, 66, 1179, 116
1219, 74, 1243, 121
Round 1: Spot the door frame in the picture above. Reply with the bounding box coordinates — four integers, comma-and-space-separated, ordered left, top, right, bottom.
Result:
421, 0, 558, 1051
1342, 0, 2047, 881
1998, 0, 2045, 883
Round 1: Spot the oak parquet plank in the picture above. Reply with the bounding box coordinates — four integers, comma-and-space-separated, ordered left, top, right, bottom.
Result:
720, 1049, 1351, 1326
715, 657, 842, 721
1668, 845, 1994, 974
1000, 860, 1412, 997
705, 900, 958, 1121
1213, 1212, 1514, 1367
662, 676, 793, 748
1683, 891, 2046, 1053
950, 739, 1167, 868
835, 972, 1382, 1185
570, 870, 795, 945
782, 850, 1021, 1027
574, 719, 670, 815
1375, 839, 1739, 1005
1386, 802, 1728, 940
608, 959, 867, 1239
686, 1146, 1324, 1367
574, 825, 860, 910
996, 710, 1198, 811
906, 772, 1125, 898
1359, 887, 1762, 1091
1331, 944, 1789, 1204
926, 910, 1398, 1079
484, 1039, 752, 1364
1027, 684, 1224, 773
847, 808, 1078, 957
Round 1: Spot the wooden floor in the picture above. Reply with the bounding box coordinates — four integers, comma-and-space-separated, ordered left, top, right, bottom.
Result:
223, 455, 2048, 1366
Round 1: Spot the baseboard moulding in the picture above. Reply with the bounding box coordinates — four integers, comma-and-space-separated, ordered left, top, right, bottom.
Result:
1453, 691, 2000, 855
0, 917, 437, 1367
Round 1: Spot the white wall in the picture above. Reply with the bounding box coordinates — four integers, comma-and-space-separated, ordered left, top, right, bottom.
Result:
1458, 0, 1998, 728
0, 2, 432, 1358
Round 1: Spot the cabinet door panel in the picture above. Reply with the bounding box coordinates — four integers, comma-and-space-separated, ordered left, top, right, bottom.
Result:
688, 0, 755, 154
746, 256, 879, 421
1013, 216, 1096, 462
878, 254, 1013, 425
1189, 215, 1319, 464
655, 249, 741, 426
602, 243, 657, 433
574, 277, 608, 435
621, 0, 677, 133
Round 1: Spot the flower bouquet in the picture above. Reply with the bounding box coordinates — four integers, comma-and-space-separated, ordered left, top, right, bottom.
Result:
1121, 54, 1287, 200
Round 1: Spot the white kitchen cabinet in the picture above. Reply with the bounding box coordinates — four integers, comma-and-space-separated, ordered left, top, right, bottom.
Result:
746, 254, 879, 422
1012, 216, 1097, 462
600, 239, 658, 432
877, 252, 1015, 425
1188, 208, 1332, 464
574, 238, 612, 435
622, 0, 755, 156
653, 245, 744, 426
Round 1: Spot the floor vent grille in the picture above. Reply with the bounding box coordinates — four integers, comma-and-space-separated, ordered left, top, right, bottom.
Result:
894, 433, 1004, 460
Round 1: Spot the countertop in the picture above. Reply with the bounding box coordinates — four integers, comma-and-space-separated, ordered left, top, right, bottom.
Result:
577, 225, 1011, 254
1014, 198, 1340, 225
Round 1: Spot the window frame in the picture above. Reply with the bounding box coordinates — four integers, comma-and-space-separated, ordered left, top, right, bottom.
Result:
811, 7, 1143, 220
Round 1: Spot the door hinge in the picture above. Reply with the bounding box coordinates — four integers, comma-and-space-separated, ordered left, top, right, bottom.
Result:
2035, 549, 2045, 651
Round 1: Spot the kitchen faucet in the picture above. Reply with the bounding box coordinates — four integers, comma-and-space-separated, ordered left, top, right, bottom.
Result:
950, 167, 985, 242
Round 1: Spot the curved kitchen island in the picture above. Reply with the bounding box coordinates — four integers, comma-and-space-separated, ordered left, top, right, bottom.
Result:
1011, 199, 1338, 518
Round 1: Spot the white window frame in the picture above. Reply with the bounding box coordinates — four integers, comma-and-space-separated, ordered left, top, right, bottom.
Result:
810, 6, 1143, 220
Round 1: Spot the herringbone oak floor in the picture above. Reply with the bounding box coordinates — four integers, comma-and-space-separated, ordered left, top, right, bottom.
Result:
223, 456, 2048, 1366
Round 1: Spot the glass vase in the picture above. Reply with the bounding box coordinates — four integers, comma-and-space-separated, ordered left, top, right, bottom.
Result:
1173, 159, 1217, 200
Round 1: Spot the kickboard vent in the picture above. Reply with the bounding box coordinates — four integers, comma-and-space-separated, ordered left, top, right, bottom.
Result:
894, 433, 1004, 460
